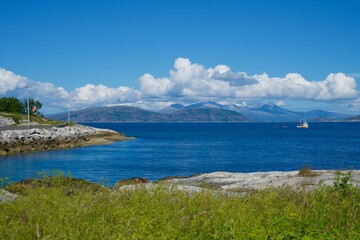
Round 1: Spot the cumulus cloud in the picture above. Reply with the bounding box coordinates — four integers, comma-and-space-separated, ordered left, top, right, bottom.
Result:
0, 67, 70, 109
0, 67, 140, 112
1, 58, 359, 113
347, 97, 360, 111
30, 81, 69, 100
209, 65, 258, 86
139, 74, 173, 98
235, 72, 358, 100
140, 58, 358, 102
348, 73, 360, 78
0, 68, 28, 93
73, 84, 140, 106
140, 58, 238, 99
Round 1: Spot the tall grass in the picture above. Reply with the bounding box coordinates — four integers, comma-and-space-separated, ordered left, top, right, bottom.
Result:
1, 176, 360, 239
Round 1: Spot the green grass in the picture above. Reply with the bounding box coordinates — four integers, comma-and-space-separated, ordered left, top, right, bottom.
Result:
30, 116, 64, 125
0, 111, 65, 126
1, 174, 360, 239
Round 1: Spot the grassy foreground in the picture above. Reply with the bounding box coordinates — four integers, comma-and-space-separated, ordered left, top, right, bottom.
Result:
1, 175, 360, 239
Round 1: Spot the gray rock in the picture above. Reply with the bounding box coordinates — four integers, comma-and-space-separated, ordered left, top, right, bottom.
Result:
166, 170, 360, 192
115, 183, 204, 194
0, 116, 15, 126
0, 189, 17, 203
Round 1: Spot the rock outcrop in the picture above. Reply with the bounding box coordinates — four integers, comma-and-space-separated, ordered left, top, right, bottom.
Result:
0, 125, 131, 156
0, 116, 15, 126
165, 171, 360, 192
111, 171, 360, 193
0, 189, 17, 203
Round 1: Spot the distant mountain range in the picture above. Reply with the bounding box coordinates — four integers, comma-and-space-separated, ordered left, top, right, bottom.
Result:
50, 105, 250, 122
159, 102, 352, 122
344, 115, 360, 121
49, 102, 354, 123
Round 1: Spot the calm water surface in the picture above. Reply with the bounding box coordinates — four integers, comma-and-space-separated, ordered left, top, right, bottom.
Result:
0, 122, 359, 185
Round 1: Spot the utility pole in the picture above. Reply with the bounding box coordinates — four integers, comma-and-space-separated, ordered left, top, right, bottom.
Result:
68, 105, 70, 124
26, 83, 30, 130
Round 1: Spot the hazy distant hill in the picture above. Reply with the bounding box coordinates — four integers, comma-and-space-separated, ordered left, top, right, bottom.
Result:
243, 103, 300, 122
299, 109, 350, 122
169, 108, 250, 122
160, 101, 301, 121
50, 102, 353, 123
50, 106, 170, 122
161, 102, 352, 122
50, 106, 249, 122
240, 104, 350, 122
344, 115, 360, 121
186, 101, 225, 109
158, 104, 185, 114
159, 101, 229, 114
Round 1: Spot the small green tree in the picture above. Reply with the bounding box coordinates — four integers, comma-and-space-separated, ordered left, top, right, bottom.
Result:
0, 97, 24, 113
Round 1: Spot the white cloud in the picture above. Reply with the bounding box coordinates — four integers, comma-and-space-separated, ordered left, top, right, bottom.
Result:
1, 58, 359, 113
73, 84, 140, 106
0, 67, 140, 112
140, 58, 239, 99
209, 65, 258, 86
348, 97, 360, 111
275, 100, 286, 107
348, 73, 360, 78
235, 72, 358, 100
0, 68, 70, 109
108, 101, 174, 111
139, 74, 173, 98
0, 68, 28, 93
140, 58, 358, 102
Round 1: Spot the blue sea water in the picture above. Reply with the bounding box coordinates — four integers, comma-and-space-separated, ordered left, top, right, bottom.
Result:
0, 122, 360, 185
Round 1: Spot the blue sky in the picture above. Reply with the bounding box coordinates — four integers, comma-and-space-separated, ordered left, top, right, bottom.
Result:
1, 0, 360, 113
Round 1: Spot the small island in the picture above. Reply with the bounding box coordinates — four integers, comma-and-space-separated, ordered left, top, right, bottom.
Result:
0, 97, 131, 156
0, 124, 131, 156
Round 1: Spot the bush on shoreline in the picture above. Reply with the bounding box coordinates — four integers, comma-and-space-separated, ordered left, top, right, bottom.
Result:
1, 174, 360, 239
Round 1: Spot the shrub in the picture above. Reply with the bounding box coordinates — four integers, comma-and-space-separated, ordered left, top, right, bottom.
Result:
298, 166, 319, 177
11, 116, 21, 124
333, 171, 353, 195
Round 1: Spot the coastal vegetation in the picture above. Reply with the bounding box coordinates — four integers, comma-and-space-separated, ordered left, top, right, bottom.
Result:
298, 166, 320, 177
0, 96, 63, 126
0, 97, 24, 114
0, 112, 63, 126
0, 97, 42, 116
1, 172, 360, 239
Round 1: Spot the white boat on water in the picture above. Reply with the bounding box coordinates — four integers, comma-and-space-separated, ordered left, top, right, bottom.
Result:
297, 120, 309, 129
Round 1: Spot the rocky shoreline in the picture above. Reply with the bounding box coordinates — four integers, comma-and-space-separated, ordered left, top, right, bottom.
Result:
0, 125, 131, 156
163, 170, 360, 192
113, 170, 360, 193
2, 170, 360, 203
